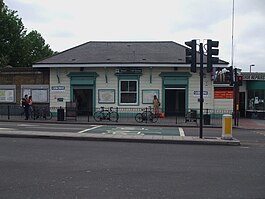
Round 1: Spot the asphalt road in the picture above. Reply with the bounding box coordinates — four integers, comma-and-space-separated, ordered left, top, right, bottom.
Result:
0, 122, 264, 199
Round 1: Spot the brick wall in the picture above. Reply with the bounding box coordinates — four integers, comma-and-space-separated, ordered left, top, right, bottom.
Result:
0, 67, 49, 104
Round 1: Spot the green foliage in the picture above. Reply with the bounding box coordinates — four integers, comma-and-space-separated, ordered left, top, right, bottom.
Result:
0, 1, 54, 67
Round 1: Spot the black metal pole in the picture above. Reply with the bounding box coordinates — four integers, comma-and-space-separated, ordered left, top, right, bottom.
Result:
234, 68, 237, 126
199, 43, 203, 138
175, 109, 178, 124
145, 107, 148, 123
88, 107, 90, 122
8, 105, 10, 120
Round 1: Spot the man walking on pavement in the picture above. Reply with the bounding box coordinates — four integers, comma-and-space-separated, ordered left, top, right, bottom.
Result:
23, 95, 29, 120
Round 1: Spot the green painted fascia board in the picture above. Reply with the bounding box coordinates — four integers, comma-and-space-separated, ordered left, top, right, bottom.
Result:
71, 79, 94, 85
247, 81, 265, 90
67, 72, 98, 78
164, 79, 187, 85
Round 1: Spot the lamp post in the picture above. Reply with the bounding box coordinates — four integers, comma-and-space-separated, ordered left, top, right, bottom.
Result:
250, 64, 255, 73
250, 64, 255, 79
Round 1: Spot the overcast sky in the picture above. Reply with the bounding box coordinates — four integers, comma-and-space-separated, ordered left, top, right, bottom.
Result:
5, 0, 265, 72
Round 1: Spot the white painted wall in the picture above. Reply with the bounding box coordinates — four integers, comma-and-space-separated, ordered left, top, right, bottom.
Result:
49, 66, 232, 111
188, 71, 214, 110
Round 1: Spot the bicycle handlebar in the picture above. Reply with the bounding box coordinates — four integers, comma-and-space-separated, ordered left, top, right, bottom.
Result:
100, 107, 114, 111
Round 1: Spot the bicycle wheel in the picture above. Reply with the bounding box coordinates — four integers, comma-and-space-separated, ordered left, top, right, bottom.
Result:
109, 112, 119, 122
148, 111, 158, 123
31, 109, 38, 120
151, 113, 158, 123
93, 111, 102, 122
45, 111, 53, 120
30, 110, 35, 119
135, 113, 143, 123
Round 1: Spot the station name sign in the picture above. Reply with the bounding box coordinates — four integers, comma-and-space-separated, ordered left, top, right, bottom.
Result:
115, 68, 142, 74
51, 86, 65, 91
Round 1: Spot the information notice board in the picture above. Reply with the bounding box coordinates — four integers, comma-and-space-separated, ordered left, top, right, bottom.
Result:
214, 88, 233, 99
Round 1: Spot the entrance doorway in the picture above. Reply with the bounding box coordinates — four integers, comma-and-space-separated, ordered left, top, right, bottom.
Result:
73, 89, 93, 115
165, 89, 186, 116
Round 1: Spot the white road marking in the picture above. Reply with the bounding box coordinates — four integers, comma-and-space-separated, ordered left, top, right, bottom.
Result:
77, 125, 102, 134
17, 124, 38, 127
179, 128, 185, 136
0, 128, 14, 130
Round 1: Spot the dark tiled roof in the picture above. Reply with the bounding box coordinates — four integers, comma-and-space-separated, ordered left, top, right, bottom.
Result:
34, 41, 228, 65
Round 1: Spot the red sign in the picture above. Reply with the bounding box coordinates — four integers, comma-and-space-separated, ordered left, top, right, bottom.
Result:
214, 89, 233, 99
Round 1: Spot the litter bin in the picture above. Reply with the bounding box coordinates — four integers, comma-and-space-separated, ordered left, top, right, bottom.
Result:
57, 108, 64, 121
203, 114, 210, 125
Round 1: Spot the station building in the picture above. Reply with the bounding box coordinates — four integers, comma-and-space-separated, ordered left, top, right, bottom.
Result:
31, 41, 231, 116
2, 42, 264, 120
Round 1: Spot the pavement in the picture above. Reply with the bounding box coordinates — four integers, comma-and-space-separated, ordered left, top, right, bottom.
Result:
0, 116, 264, 146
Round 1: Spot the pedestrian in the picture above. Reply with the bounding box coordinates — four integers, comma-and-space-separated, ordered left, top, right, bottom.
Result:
28, 96, 33, 118
23, 95, 29, 120
153, 95, 160, 115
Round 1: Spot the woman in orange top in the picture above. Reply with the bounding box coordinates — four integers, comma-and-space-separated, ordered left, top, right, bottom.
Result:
153, 95, 160, 115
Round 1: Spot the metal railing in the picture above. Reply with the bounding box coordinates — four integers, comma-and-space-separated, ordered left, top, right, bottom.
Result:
0, 104, 238, 127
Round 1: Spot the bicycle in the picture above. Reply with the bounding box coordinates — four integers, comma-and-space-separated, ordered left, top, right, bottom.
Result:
32, 107, 53, 120
135, 106, 158, 123
93, 107, 119, 122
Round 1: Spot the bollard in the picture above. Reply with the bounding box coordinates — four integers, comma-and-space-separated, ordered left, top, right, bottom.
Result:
222, 114, 232, 140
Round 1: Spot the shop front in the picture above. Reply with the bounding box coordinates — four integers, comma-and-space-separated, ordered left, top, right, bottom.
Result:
240, 72, 265, 119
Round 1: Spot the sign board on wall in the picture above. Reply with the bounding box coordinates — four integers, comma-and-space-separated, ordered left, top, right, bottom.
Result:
0, 89, 15, 102
193, 91, 208, 97
51, 86, 65, 92
214, 88, 233, 99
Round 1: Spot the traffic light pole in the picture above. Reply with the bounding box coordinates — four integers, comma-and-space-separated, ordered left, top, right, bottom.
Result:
233, 68, 238, 126
199, 43, 203, 138
185, 39, 219, 139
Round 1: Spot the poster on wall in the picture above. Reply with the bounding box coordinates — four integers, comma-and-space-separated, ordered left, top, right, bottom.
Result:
32, 89, 48, 102
214, 88, 233, 99
0, 89, 15, 102
22, 89, 31, 97
142, 90, 159, 104
98, 89, 115, 104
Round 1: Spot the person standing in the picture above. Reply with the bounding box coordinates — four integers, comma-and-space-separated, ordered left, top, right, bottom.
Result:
28, 96, 33, 118
24, 95, 29, 120
153, 95, 160, 115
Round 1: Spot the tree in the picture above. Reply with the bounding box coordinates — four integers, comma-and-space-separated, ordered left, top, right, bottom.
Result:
0, 0, 25, 67
0, 1, 54, 67
20, 30, 54, 67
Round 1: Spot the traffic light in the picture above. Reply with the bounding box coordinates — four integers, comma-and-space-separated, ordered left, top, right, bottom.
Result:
185, 40, 197, 73
237, 75, 243, 86
207, 40, 219, 73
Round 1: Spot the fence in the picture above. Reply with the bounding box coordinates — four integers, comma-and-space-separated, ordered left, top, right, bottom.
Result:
0, 104, 237, 127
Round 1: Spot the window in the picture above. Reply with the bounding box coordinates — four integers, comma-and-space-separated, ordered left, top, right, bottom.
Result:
247, 89, 264, 110
119, 80, 138, 104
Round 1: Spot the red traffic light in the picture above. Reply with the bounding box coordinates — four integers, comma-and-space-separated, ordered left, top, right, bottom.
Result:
237, 75, 243, 86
